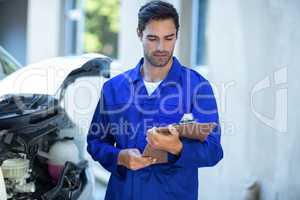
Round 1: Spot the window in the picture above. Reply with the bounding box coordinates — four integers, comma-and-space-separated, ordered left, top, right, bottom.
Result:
62, 0, 84, 55
191, 0, 208, 67
84, 0, 120, 59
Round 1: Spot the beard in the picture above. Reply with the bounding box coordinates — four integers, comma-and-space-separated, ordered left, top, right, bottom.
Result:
144, 50, 173, 68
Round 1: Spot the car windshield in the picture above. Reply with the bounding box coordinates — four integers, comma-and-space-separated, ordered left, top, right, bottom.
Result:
0, 46, 22, 80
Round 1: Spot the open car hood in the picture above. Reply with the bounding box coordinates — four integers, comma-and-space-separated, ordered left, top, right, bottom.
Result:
0, 53, 111, 98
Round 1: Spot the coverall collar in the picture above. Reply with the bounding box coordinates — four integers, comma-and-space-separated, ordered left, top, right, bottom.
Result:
129, 56, 182, 84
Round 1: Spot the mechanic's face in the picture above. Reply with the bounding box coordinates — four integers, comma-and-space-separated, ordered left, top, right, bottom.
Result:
138, 19, 177, 68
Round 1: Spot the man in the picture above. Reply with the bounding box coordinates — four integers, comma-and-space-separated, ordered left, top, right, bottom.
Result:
87, 1, 223, 200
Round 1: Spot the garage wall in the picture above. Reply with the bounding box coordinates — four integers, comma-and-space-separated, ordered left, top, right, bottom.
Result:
199, 0, 300, 199
26, 0, 62, 64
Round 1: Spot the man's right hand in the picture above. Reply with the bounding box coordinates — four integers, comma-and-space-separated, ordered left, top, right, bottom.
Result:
117, 148, 156, 170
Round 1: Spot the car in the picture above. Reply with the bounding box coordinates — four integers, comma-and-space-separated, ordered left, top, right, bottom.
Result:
0, 53, 111, 200
0, 46, 22, 80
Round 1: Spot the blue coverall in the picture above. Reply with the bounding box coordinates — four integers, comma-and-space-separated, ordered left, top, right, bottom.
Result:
87, 57, 223, 200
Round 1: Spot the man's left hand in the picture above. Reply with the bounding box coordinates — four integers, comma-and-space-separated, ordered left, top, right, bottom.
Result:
146, 125, 183, 155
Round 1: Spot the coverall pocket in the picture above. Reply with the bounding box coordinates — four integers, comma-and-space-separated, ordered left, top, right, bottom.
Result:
158, 104, 183, 126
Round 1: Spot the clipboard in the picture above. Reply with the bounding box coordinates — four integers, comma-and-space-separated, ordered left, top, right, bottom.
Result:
142, 122, 217, 164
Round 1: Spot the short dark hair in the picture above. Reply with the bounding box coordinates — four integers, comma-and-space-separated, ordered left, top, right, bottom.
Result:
138, 0, 179, 36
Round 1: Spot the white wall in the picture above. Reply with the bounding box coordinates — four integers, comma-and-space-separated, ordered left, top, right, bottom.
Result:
199, 0, 300, 199
26, 0, 62, 64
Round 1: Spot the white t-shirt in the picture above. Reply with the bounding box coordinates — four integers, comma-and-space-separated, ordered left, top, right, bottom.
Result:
143, 79, 162, 96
